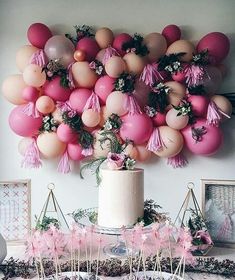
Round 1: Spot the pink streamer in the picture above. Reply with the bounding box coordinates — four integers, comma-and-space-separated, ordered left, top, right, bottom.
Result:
56, 101, 76, 117
82, 147, 93, 156
146, 127, 165, 152
123, 95, 142, 115
22, 102, 41, 118
207, 101, 230, 126
217, 215, 233, 240
29, 49, 47, 68
57, 150, 71, 174
184, 64, 204, 87
67, 63, 75, 89
83, 91, 101, 112
21, 138, 42, 169
102, 46, 120, 64
167, 152, 188, 168
140, 62, 164, 86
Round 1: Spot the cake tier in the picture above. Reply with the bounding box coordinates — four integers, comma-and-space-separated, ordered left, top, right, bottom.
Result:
98, 168, 144, 228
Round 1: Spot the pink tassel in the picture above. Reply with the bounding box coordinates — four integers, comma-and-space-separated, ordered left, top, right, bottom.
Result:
184, 64, 204, 87
83, 91, 100, 112
102, 46, 120, 64
207, 101, 230, 126
123, 95, 142, 115
167, 152, 188, 168
56, 101, 76, 117
67, 63, 75, 89
82, 147, 93, 156
22, 102, 41, 118
29, 49, 47, 68
146, 127, 165, 152
21, 138, 42, 169
57, 150, 71, 174
217, 215, 233, 240
140, 63, 164, 86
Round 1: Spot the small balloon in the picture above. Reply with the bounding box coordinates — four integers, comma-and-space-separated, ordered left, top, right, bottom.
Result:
27, 22, 52, 49
76, 37, 100, 62
74, 49, 86, 61
162, 24, 181, 46
57, 123, 78, 143
95, 27, 114, 49
166, 108, 189, 130
67, 143, 84, 161
22, 86, 39, 102
36, 95, 55, 114
69, 88, 92, 114
95, 75, 116, 105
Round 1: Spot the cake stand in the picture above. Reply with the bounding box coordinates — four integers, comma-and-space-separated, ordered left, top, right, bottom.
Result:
72, 207, 151, 258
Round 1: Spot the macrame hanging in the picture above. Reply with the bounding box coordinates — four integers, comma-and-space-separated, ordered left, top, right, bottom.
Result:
174, 182, 214, 256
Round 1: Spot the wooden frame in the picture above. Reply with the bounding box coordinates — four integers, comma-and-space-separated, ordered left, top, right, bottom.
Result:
0, 179, 31, 243
201, 179, 235, 249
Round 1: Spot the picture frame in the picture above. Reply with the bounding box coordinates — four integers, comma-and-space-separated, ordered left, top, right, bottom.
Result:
0, 179, 31, 243
201, 179, 235, 248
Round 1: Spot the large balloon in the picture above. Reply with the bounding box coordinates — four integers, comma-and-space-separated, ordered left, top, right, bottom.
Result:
9, 105, 42, 137
2, 74, 27, 105
81, 109, 101, 127
76, 37, 100, 62
44, 35, 75, 67
106, 91, 127, 116
95, 27, 114, 49
120, 114, 153, 145
16, 45, 39, 72
27, 23, 52, 49
112, 33, 132, 56
162, 24, 181, 46
123, 53, 146, 76
105, 56, 126, 78
167, 40, 195, 62
95, 75, 115, 105
23, 64, 46, 87
57, 123, 78, 143
72, 61, 98, 88
67, 143, 84, 161
181, 118, 223, 155
69, 88, 92, 114
187, 95, 209, 117
144, 33, 167, 62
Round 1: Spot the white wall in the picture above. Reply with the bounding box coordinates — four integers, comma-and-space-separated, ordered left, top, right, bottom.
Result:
0, 0, 235, 223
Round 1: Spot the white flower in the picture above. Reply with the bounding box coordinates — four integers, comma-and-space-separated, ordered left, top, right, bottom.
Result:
125, 158, 136, 170
104, 120, 112, 131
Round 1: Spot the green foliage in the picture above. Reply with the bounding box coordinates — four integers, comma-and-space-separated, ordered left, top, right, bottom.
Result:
103, 114, 122, 132
122, 33, 149, 57
187, 84, 207, 96
114, 72, 136, 94
192, 50, 209, 66
39, 114, 58, 133
35, 216, 60, 231
71, 208, 98, 224
158, 52, 186, 74
65, 25, 94, 45
148, 83, 170, 113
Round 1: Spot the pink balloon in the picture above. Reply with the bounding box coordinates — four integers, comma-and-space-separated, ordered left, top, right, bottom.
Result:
162, 24, 181, 46
27, 23, 52, 49
76, 37, 100, 62
94, 75, 115, 105
181, 118, 223, 155
152, 112, 166, 126
43, 76, 72, 102
57, 123, 78, 143
22, 86, 39, 102
112, 33, 132, 56
197, 32, 230, 64
120, 114, 153, 145
9, 105, 42, 137
187, 95, 209, 117
69, 88, 92, 114
67, 143, 84, 161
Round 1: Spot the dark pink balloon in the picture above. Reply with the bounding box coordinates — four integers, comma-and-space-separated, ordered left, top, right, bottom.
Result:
187, 95, 209, 117
76, 38, 100, 62
57, 123, 78, 143
27, 23, 52, 49
67, 143, 84, 161
43, 77, 72, 102
152, 112, 166, 126
162, 24, 181, 46
196, 32, 230, 64
112, 33, 132, 56
94, 75, 115, 105
69, 88, 92, 114
22, 86, 39, 102
120, 114, 153, 145
181, 118, 223, 155
9, 105, 42, 137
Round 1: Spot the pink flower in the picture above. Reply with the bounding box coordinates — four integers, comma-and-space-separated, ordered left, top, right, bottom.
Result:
194, 230, 213, 245
107, 152, 125, 170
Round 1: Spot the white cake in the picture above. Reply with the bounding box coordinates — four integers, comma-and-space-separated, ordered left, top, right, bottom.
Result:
98, 168, 144, 228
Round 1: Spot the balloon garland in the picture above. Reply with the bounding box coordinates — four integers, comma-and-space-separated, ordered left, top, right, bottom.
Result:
2, 23, 233, 173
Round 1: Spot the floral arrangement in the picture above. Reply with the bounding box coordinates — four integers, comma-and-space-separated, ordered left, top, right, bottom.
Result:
2, 23, 234, 174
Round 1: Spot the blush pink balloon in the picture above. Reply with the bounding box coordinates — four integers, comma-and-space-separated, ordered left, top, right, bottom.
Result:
94, 75, 115, 105
181, 118, 223, 155
69, 88, 92, 114
166, 108, 189, 130
187, 95, 209, 117
27, 23, 52, 49
57, 123, 78, 143
67, 143, 84, 161
9, 105, 42, 137
196, 32, 230, 64
22, 86, 39, 102
76, 37, 100, 62
106, 91, 127, 116
152, 112, 166, 126
36, 95, 55, 114
112, 33, 132, 56
43, 76, 72, 102
120, 114, 153, 145
162, 24, 181, 46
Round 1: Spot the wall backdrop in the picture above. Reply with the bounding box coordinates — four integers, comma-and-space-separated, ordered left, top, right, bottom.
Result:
0, 0, 235, 223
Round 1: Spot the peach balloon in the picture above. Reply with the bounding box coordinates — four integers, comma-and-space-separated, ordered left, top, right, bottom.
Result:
2, 74, 27, 105
18, 137, 34, 156
106, 91, 127, 116
73, 50, 86, 62
154, 126, 184, 158
105, 56, 126, 78
123, 53, 146, 76
72, 61, 98, 88
36, 95, 55, 114
95, 27, 114, 49
23, 64, 46, 87
52, 108, 63, 124
211, 95, 233, 119
144, 33, 167, 62
166, 108, 189, 130
136, 145, 152, 162
167, 40, 195, 62
123, 143, 138, 160
99, 106, 112, 127
165, 81, 186, 106
93, 130, 111, 158
82, 109, 101, 127
37, 132, 66, 158
16, 45, 39, 72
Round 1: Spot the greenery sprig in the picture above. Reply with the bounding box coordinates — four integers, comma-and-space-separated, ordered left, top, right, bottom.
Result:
89, 59, 104, 76
148, 82, 171, 113
158, 52, 186, 74
172, 100, 195, 124
191, 50, 209, 66
187, 84, 207, 95
35, 216, 60, 231
39, 114, 58, 133
103, 113, 122, 132
191, 126, 207, 143
122, 33, 149, 57
114, 72, 136, 94
65, 25, 94, 45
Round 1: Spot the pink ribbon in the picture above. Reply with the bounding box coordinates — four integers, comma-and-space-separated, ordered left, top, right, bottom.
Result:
184, 64, 204, 87
81, 147, 93, 156
83, 91, 101, 112
21, 138, 42, 169
167, 152, 188, 168
123, 95, 142, 115
22, 102, 41, 118
67, 62, 75, 89
29, 49, 47, 68
207, 101, 230, 126
57, 150, 71, 174
140, 63, 164, 86
102, 46, 120, 64
56, 101, 76, 117
146, 127, 165, 152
